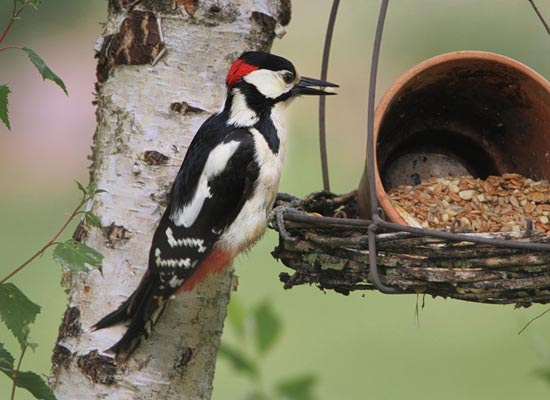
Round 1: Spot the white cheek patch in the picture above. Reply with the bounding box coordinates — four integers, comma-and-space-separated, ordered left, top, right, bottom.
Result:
171, 140, 241, 227
244, 69, 290, 99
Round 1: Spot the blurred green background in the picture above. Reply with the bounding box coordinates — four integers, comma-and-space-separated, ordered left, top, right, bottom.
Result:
1, 1, 550, 399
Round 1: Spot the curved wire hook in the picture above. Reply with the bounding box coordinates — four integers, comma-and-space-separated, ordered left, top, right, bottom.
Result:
366, 0, 401, 294
318, 0, 340, 192
528, 0, 550, 35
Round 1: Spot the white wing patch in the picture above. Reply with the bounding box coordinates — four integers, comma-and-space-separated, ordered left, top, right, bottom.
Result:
165, 227, 207, 253
168, 276, 185, 289
227, 89, 259, 127
171, 140, 241, 227
154, 248, 192, 268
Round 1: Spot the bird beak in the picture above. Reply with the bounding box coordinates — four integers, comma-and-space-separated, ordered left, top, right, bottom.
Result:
293, 76, 339, 96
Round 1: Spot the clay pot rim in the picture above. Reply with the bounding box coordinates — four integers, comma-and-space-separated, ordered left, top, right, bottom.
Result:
373, 50, 550, 226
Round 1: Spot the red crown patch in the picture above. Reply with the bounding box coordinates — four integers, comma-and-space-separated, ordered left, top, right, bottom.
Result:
226, 59, 259, 87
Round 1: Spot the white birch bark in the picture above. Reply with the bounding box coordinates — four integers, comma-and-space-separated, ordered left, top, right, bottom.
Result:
50, 1, 289, 399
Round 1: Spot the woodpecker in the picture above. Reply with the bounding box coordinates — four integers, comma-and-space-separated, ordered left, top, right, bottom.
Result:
93, 51, 338, 359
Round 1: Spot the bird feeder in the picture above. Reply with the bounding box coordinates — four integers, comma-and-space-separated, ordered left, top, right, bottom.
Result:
270, 0, 550, 306
357, 51, 550, 224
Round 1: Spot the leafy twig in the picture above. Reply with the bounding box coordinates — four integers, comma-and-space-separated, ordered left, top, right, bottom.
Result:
0, 45, 21, 54
0, 200, 82, 285
10, 342, 27, 400
220, 297, 319, 400
0, 182, 104, 285
0, 0, 31, 47
0, 287, 56, 399
0, 0, 67, 130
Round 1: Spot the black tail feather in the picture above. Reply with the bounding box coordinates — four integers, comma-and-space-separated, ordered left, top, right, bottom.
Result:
92, 270, 167, 359
92, 295, 134, 331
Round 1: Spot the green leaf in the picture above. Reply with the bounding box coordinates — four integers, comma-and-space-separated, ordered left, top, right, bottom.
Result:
253, 301, 282, 354
0, 85, 11, 130
78, 181, 106, 199
84, 211, 102, 229
531, 367, 550, 384
218, 343, 258, 378
227, 296, 246, 338
0, 344, 56, 399
92, 188, 107, 196
0, 343, 15, 370
75, 180, 87, 196
29, 0, 43, 9
243, 391, 271, 400
26, 341, 38, 352
275, 374, 318, 400
21, 47, 68, 95
0, 284, 41, 349
15, 0, 41, 7
53, 239, 103, 272
532, 337, 550, 361
15, 370, 56, 400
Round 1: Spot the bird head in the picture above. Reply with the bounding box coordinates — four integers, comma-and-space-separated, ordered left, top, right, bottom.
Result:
225, 51, 338, 104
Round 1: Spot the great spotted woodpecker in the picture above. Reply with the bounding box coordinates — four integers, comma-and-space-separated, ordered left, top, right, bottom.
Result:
93, 51, 338, 359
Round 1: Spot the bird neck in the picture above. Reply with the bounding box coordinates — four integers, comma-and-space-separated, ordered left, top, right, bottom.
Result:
225, 88, 260, 127
224, 88, 285, 155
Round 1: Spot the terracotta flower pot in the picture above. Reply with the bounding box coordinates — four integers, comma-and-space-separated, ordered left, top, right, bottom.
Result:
358, 51, 550, 224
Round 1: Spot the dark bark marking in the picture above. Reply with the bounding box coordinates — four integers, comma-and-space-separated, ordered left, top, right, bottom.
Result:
204, 3, 238, 24
150, 188, 170, 207
142, 150, 170, 165
174, 347, 193, 370
77, 350, 117, 385
73, 220, 91, 243
51, 307, 82, 374
208, 4, 221, 13
51, 345, 73, 373
178, 0, 199, 16
106, 223, 130, 247
251, 12, 277, 33
109, 0, 137, 12
97, 10, 164, 83
170, 101, 206, 116
58, 307, 82, 339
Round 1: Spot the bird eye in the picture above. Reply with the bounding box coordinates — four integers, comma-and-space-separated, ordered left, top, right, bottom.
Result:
282, 72, 294, 84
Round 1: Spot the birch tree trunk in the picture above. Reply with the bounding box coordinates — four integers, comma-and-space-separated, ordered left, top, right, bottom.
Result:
50, 1, 290, 398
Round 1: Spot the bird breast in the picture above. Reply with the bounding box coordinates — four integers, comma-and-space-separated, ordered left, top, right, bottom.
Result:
218, 107, 287, 256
